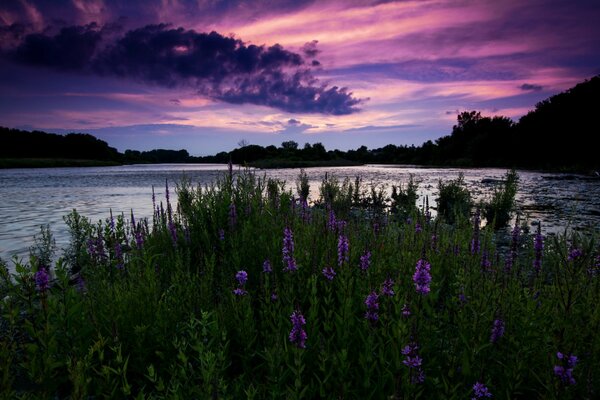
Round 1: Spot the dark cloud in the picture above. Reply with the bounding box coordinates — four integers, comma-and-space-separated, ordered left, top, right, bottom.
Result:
302, 40, 320, 58
288, 118, 301, 125
2, 23, 362, 114
519, 83, 543, 91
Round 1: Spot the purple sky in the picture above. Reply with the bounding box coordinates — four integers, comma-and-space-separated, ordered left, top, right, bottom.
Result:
1, 0, 599, 155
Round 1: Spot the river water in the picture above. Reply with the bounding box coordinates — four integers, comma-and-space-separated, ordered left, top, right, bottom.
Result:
1, 164, 599, 265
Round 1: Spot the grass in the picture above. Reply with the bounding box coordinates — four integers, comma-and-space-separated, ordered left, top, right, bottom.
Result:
0, 169, 599, 399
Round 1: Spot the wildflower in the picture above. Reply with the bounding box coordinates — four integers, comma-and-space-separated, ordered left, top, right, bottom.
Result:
382, 278, 395, 296
168, 221, 177, 244
336, 220, 347, 232
431, 234, 438, 251
338, 235, 349, 267
271, 292, 278, 302
481, 251, 492, 271
289, 310, 307, 348
364, 291, 379, 323
233, 287, 247, 296
415, 222, 422, 233
458, 292, 467, 305
490, 319, 505, 343
401, 304, 411, 317
327, 207, 336, 231
322, 266, 336, 281
114, 242, 124, 270
533, 223, 543, 273
359, 250, 371, 271
568, 247, 582, 261
282, 227, 297, 272
413, 259, 432, 295
262, 259, 272, 273
554, 352, 578, 385
472, 382, 492, 399
35, 267, 50, 292
235, 270, 248, 286
402, 343, 425, 384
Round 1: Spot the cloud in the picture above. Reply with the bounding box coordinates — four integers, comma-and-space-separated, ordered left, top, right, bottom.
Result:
302, 40, 320, 57
2, 23, 363, 114
519, 83, 543, 91
288, 118, 301, 125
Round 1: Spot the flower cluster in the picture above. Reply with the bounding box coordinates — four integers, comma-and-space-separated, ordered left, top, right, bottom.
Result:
554, 352, 578, 385
282, 227, 297, 272
472, 382, 492, 399
359, 250, 371, 271
364, 291, 379, 323
338, 235, 349, 267
413, 259, 432, 295
233, 270, 248, 296
322, 266, 336, 281
490, 318, 505, 344
327, 208, 336, 232
568, 247, 582, 261
262, 259, 272, 273
402, 343, 425, 384
382, 278, 395, 296
289, 310, 307, 349
35, 267, 50, 293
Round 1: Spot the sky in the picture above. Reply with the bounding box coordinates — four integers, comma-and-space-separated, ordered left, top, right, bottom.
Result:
0, 0, 599, 156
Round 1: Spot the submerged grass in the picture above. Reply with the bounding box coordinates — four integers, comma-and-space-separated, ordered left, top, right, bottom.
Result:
1, 169, 599, 399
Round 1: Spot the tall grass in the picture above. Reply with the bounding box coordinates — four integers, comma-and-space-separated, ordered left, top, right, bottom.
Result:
1, 169, 599, 399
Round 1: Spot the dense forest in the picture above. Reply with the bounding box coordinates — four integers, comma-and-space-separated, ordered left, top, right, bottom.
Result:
1, 75, 598, 171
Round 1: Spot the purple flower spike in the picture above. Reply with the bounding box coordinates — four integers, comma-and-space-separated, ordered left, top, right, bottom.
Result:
554, 351, 578, 385
490, 319, 505, 344
382, 278, 395, 296
289, 310, 307, 348
338, 235, 349, 267
359, 250, 371, 271
233, 288, 247, 296
402, 343, 425, 384
263, 259, 272, 273
282, 227, 297, 272
236, 270, 248, 285
413, 259, 431, 295
322, 266, 336, 281
364, 291, 379, 323
568, 247, 582, 261
472, 382, 492, 399
35, 267, 50, 292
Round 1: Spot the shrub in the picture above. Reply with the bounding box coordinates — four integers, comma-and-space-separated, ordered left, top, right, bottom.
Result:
437, 173, 472, 224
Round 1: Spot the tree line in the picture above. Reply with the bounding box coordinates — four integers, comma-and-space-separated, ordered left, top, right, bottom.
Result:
1, 75, 598, 171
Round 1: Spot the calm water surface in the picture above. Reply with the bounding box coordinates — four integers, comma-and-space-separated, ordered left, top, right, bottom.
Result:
1, 164, 599, 265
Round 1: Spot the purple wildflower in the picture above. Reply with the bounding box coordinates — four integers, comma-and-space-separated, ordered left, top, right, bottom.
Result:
236, 270, 248, 285
289, 310, 307, 349
431, 234, 438, 251
415, 222, 422, 234
322, 266, 336, 281
338, 235, 349, 267
458, 292, 467, 305
402, 343, 425, 384
233, 288, 247, 296
568, 247, 582, 261
364, 291, 380, 323
401, 304, 411, 317
327, 207, 336, 232
262, 259, 272, 273
271, 292, 278, 302
165, 180, 173, 222
472, 382, 492, 399
413, 259, 432, 295
336, 220, 347, 232
481, 251, 492, 271
359, 250, 371, 271
114, 242, 124, 270
282, 227, 297, 272
382, 278, 395, 296
490, 319, 505, 343
76, 274, 86, 292
131, 211, 144, 249
554, 352, 578, 385
35, 267, 50, 292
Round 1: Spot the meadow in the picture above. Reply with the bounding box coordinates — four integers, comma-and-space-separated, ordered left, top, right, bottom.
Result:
1, 168, 599, 399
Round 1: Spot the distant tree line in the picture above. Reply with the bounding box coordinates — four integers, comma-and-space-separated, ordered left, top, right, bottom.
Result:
1, 75, 598, 171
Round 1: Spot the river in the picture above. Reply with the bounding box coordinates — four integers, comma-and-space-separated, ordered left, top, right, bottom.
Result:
1, 164, 599, 265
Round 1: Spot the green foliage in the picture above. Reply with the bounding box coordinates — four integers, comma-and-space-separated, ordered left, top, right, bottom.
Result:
391, 174, 419, 217
483, 169, 519, 229
437, 173, 472, 224
1, 169, 599, 398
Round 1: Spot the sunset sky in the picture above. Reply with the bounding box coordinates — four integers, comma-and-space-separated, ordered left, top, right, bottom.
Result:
1, 0, 599, 155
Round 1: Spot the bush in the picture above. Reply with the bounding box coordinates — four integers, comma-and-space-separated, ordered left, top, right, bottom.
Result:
437, 173, 472, 224
483, 169, 519, 229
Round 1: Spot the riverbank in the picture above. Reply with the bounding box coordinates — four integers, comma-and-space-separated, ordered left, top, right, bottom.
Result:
0, 158, 121, 169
